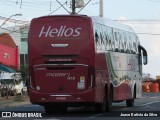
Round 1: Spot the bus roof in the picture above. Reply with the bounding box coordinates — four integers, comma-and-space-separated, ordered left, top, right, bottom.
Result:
91, 16, 135, 33
31, 14, 135, 33
31, 14, 89, 21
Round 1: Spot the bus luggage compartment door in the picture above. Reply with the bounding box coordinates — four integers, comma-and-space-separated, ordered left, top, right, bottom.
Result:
33, 64, 88, 93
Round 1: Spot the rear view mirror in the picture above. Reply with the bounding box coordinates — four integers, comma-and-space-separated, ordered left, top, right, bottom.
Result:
138, 45, 148, 65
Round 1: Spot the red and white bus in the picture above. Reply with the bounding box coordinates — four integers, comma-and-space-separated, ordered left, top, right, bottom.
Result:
28, 15, 148, 113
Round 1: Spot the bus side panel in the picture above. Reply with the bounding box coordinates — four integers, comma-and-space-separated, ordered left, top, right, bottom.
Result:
107, 52, 140, 101
95, 52, 110, 103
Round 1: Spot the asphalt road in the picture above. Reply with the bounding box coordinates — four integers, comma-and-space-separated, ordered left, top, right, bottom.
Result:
0, 93, 160, 120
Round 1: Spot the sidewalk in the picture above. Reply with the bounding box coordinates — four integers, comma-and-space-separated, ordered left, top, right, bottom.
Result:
0, 95, 31, 109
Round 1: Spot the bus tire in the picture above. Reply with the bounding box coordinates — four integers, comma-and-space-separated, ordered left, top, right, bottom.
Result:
95, 93, 107, 112
126, 86, 136, 107
106, 89, 112, 112
126, 99, 134, 107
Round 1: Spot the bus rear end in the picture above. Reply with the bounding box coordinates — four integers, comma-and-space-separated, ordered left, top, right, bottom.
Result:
28, 15, 95, 111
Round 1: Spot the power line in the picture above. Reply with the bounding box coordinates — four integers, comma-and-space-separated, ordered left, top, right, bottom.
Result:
115, 19, 160, 22
48, 4, 64, 15
137, 33, 160, 35
147, 0, 160, 2
0, 0, 67, 12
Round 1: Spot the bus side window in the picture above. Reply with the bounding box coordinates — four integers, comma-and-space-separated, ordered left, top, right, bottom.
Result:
95, 31, 100, 50
114, 31, 119, 52
100, 32, 104, 50
95, 31, 99, 43
123, 33, 127, 53
105, 33, 109, 50
126, 34, 130, 53
121, 34, 125, 53
119, 31, 125, 53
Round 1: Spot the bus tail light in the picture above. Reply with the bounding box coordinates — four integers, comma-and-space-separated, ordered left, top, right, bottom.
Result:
88, 66, 95, 89
89, 75, 93, 89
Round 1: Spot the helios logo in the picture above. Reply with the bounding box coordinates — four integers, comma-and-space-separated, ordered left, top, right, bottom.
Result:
39, 26, 82, 38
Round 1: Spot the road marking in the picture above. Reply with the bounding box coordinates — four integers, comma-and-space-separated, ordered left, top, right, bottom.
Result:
34, 118, 61, 120
89, 113, 103, 118
141, 101, 160, 106
121, 107, 130, 110
142, 96, 160, 99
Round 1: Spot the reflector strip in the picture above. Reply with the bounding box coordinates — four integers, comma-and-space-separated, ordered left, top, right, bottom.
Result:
34, 64, 89, 67
50, 94, 71, 97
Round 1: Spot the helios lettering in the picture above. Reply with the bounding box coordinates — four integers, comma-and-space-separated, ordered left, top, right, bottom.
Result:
39, 26, 82, 38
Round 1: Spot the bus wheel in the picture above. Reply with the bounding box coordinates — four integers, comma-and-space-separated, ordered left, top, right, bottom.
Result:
95, 92, 107, 112
126, 99, 134, 107
126, 89, 135, 107
106, 89, 112, 112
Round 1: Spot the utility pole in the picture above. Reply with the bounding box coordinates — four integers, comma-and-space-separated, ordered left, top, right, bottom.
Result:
72, 0, 76, 14
99, 0, 103, 17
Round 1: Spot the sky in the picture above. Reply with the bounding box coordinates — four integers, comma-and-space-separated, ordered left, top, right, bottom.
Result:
0, 0, 160, 78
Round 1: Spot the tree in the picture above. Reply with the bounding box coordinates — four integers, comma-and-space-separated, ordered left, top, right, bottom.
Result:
0, 71, 21, 98
19, 65, 29, 94
19, 65, 29, 87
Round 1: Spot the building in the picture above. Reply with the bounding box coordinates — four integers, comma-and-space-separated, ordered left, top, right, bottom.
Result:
0, 24, 30, 68
20, 24, 29, 66
0, 33, 18, 71
0, 23, 29, 96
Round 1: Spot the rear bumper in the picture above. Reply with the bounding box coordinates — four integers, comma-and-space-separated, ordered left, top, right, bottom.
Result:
29, 88, 95, 106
